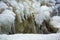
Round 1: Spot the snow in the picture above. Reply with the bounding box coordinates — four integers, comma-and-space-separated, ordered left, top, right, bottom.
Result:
0, 9, 15, 34
0, 1, 8, 13
50, 16, 60, 28
0, 33, 60, 40
34, 6, 51, 26
5, 0, 19, 10
0, 1, 8, 9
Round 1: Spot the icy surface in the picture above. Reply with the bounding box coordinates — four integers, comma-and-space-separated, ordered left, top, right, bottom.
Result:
0, 33, 60, 40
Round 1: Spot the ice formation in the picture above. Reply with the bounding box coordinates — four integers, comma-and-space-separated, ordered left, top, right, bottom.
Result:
34, 5, 52, 27
0, 0, 60, 34
0, 9, 15, 34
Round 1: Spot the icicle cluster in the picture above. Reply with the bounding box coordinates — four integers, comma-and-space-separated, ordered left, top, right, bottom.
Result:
0, 0, 60, 34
